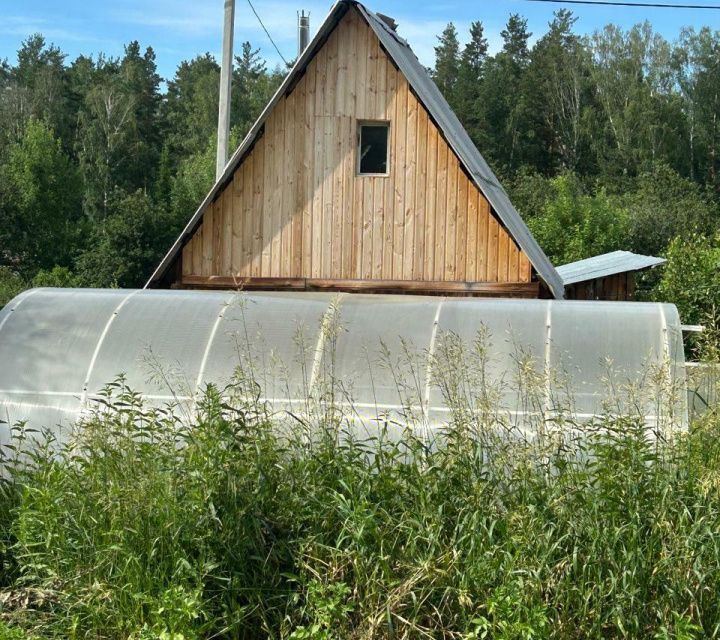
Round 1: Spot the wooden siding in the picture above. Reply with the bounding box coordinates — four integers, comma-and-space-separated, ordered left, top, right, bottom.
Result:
565, 273, 636, 301
177, 7, 533, 288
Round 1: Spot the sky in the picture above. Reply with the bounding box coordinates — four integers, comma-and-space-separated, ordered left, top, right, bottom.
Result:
2, 0, 720, 81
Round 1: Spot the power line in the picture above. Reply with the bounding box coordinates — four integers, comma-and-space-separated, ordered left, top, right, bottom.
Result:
245, 0, 291, 67
524, 0, 720, 8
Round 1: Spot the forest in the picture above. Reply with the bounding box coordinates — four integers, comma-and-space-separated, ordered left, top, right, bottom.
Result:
1, 10, 719, 331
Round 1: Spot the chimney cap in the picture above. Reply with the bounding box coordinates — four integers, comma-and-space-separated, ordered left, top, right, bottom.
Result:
376, 12, 398, 31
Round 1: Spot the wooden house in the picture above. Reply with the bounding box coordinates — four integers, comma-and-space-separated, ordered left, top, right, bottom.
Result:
148, 0, 566, 299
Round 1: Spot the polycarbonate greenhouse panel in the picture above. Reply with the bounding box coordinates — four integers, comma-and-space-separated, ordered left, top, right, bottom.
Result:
548, 302, 667, 416
201, 292, 330, 405
85, 289, 232, 399
330, 295, 440, 415
0, 289, 687, 441
428, 299, 550, 419
0, 392, 80, 447
0, 289, 122, 394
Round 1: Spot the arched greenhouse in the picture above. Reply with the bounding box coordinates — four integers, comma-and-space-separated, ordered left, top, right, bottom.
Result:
0, 288, 687, 442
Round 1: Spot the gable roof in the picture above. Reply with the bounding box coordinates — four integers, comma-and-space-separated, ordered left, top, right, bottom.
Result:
557, 251, 666, 286
147, 0, 565, 299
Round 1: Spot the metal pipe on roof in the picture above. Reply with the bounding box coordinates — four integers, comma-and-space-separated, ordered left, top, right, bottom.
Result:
298, 10, 310, 57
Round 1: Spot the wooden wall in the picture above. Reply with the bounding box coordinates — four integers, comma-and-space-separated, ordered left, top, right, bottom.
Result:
175, 7, 534, 289
565, 273, 636, 301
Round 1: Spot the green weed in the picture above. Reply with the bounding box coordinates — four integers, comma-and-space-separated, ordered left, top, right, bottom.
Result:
0, 346, 717, 638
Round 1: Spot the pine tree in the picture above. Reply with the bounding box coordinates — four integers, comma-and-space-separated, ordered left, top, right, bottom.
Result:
119, 42, 162, 191
524, 10, 589, 172
164, 54, 220, 159
433, 23, 461, 105
502, 14, 532, 66
5, 35, 70, 147
154, 144, 173, 209
456, 21, 489, 141
476, 15, 533, 173
461, 22, 488, 82
233, 42, 270, 137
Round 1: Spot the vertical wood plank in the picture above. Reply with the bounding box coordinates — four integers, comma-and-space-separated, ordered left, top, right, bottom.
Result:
270, 109, 283, 276
487, 209, 499, 282
220, 181, 232, 275
424, 124, 437, 281
466, 184, 478, 281
325, 30, 339, 278
403, 83, 417, 280
362, 24, 377, 278
251, 140, 264, 276
303, 55, 316, 276
413, 104, 428, 280
281, 93, 294, 277
382, 65, 398, 279
361, 25, 374, 280
192, 229, 202, 275
238, 153, 253, 276
202, 207, 214, 276
331, 114, 345, 279
371, 39, 388, 279
392, 77, 407, 279
182, 244, 191, 277
264, 111, 276, 276
477, 193, 489, 281
340, 18, 357, 278
351, 12, 367, 277
230, 173, 242, 275
444, 158, 457, 280
455, 170, 467, 282
292, 75, 306, 277
508, 238, 520, 282
434, 143, 447, 281
311, 47, 326, 278
519, 253, 532, 283
212, 199, 221, 274
497, 228, 509, 282
329, 20, 346, 280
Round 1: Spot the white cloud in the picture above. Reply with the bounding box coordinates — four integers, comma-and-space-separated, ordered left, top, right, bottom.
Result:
114, 1, 509, 73
114, 0, 220, 36
0, 15, 101, 43
116, 0, 333, 40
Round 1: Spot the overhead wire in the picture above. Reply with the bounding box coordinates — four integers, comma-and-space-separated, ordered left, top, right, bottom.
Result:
523, 0, 720, 8
245, 0, 291, 67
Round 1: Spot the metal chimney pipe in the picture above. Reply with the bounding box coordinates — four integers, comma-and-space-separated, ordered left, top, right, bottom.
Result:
298, 11, 310, 57
216, 0, 235, 181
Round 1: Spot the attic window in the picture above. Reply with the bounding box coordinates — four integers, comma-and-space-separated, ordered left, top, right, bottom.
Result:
358, 122, 389, 175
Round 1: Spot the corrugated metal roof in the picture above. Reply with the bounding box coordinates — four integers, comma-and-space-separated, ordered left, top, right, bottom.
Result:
147, 0, 564, 299
557, 251, 666, 286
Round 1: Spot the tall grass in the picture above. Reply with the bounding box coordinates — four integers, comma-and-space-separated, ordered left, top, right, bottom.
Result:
0, 334, 717, 639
